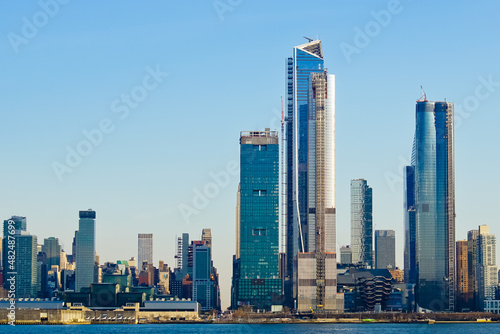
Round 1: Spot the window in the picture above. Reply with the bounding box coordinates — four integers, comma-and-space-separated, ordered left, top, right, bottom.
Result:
253, 190, 267, 196
252, 229, 267, 236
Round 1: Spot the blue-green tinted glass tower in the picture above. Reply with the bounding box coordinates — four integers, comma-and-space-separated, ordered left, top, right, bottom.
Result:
15, 231, 38, 298
285, 39, 324, 305
75, 209, 96, 292
193, 244, 212, 311
2, 216, 27, 289
236, 129, 281, 310
412, 100, 455, 311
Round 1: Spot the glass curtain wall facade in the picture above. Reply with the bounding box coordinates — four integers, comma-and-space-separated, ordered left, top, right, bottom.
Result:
15, 231, 37, 298
236, 129, 281, 311
350, 179, 373, 267
75, 210, 96, 292
412, 101, 455, 311
2, 216, 27, 289
404, 166, 417, 283
42, 237, 61, 269
285, 40, 324, 305
375, 230, 395, 269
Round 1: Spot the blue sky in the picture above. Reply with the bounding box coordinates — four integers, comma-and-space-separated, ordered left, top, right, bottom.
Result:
1, 0, 499, 309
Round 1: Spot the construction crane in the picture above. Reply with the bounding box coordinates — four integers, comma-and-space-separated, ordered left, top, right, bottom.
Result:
417, 85, 427, 102
303, 36, 313, 43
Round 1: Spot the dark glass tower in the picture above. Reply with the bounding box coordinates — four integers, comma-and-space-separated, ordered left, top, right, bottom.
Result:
404, 165, 417, 284
350, 179, 373, 267
235, 129, 281, 311
412, 100, 455, 311
75, 209, 96, 292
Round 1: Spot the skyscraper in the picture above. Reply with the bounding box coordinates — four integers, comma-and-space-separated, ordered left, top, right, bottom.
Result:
14, 230, 37, 298
75, 209, 96, 292
411, 100, 455, 311
477, 225, 498, 310
202, 229, 212, 249
42, 237, 61, 269
404, 166, 417, 284
233, 129, 281, 311
467, 229, 479, 310
375, 230, 395, 269
296, 70, 339, 312
350, 179, 373, 267
193, 244, 213, 311
2, 216, 27, 290
456, 240, 469, 311
284, 40, 325, 304
138, 233, 153, 267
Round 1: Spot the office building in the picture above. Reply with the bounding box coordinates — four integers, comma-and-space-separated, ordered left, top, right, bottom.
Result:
75, 209, 96, 292
296, 70, 340, 312
375, 230, 395, 269
42, 237, 61, 269
2, 216, 27, 289
351, 179, 373, 267
403, 166, 417, 284
284, 40, 326, 305
193, 244, 213, 311
202, 229, 212, 249
15, 231, 38, 298
340, 246, 352, 265
138, 233, 153, 267
477, 225, 498, 310
233, 129, 281, 311
410, 100, 455, 311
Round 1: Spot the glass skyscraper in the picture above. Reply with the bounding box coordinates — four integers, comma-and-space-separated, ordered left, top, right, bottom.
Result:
15, 230, 38, 298
375, 230, 396, 269
404, 165, 417, 284
75, 209, 96, 292
410, 100, 455, 311
42, 237, 61, 269
234, 129, 281, 311
2, 216, 27, 289
285, 40, 325, 302
350, 179, 373, 267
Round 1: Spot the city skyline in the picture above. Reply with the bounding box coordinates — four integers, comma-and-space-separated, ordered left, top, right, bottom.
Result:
2, 1, 500, 310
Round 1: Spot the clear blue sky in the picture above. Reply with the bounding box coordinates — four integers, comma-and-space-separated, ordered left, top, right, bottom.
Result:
1, 0, 499, 310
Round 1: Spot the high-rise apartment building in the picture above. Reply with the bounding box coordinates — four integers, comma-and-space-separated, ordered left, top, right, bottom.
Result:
138, 233, 153, 267
75, 209, 96, 292
467, 229, 479, 310
193, 244, 213, 311
351, 179, 373, 267
375, 230, 395, 269
456, 240, 469, 311
477, 225, 498, 310
233, 129, 281, 311
409, 100, 455, 311
284, 40, 326, 305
